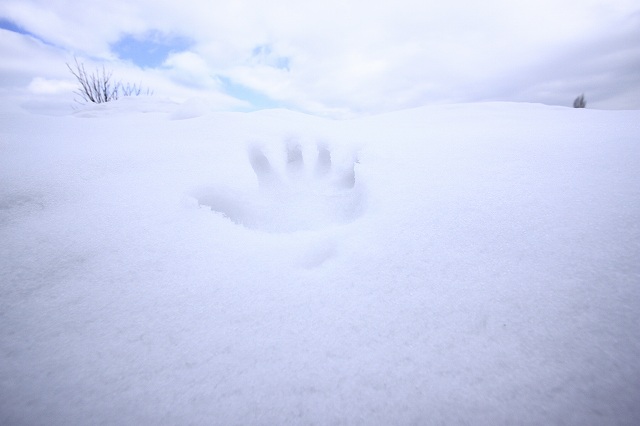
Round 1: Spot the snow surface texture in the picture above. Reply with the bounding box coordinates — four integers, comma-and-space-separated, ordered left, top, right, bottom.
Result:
1, 98, 639, 425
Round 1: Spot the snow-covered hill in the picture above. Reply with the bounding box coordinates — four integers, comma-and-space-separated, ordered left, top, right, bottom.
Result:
1, 98, 639, 425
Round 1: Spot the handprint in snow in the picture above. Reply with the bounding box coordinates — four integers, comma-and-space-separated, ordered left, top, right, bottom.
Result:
196, 141, 365, 233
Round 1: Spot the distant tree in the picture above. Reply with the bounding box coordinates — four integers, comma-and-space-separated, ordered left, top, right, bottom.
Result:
573, 94, 586, 108
66, 57, 152, 104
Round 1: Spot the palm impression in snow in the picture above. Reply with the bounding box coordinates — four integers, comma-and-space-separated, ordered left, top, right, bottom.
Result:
197, 142, 365, 233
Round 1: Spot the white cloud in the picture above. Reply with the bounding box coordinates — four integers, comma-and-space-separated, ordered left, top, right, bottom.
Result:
162, 51, 218, 89
0, 29, 70, 86
1, 0, 639, 115
27, 77, 75, 94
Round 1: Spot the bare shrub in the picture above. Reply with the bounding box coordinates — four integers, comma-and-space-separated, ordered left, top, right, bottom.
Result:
66, 58, 153, 104
573, 94, 586, 108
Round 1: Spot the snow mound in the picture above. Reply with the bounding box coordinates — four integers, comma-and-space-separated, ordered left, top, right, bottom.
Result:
170, 97, 213, 120
71, 96, 179, 117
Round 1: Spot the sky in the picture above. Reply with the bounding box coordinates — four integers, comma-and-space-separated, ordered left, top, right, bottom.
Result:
0, 0, 639, 117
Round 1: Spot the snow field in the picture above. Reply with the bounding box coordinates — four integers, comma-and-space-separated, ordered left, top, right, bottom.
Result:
1, 99, 639, 425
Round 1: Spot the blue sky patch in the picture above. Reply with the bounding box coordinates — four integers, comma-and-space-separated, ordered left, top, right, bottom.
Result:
112, 31, 192, 68
0, 18, 26, 34
0, 18, 54, 46
251, 44, 291, 71
219, 76, 279, 110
